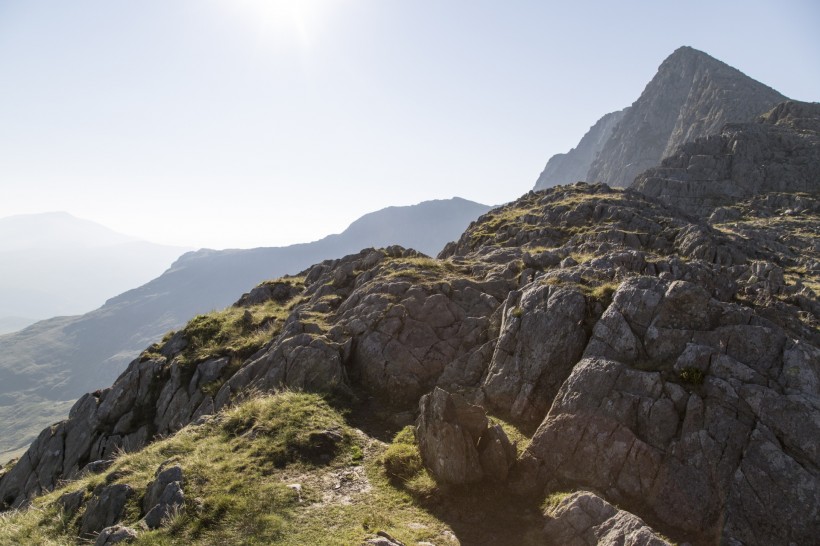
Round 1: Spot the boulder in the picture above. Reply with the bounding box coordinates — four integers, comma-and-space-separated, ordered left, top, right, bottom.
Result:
57, 488, 85, 518
80, 483, 134, 537
416, 388, 514, 484
142, 464, 184, 529
543, 491, 672, 546
94, 525, 138, 546
143, 482, 184, 529
143, 464, 183, 513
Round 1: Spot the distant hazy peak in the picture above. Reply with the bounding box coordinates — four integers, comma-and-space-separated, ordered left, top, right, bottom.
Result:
0, 211, 138, 251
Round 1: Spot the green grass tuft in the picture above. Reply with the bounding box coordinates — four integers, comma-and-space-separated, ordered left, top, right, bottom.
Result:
679, 367, 706, 385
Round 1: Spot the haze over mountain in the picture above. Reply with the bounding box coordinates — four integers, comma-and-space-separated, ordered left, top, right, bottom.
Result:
0, 197, 489, 461
534, 46, 787, 190
0, 212, 190, 334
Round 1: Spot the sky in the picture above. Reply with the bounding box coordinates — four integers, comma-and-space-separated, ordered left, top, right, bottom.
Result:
1, 0, 818, 249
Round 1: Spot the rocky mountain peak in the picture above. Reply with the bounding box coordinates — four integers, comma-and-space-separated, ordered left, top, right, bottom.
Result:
534, 46, 787, 190
587, 46, 786, 187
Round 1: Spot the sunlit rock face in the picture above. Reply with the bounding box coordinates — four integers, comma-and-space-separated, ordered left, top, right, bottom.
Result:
535, 46, 786, 190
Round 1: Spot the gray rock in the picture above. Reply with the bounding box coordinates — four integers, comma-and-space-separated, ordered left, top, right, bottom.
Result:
525, 277, 819, 545
80, 483, 134, 537
143, 481, 184, 529
633, 100, 820, 217
94, 525, 138, 546
417, 388, 485, 484
587, 46, 785, 188
143, 464, 183, 514
416, 388, 515, 485
482, 283, 589, 423
57, 488, 85, 518
81, 459, 113, 476
478, 424, 516, 482
543, 491, 672, 546
362, 530, 406, 546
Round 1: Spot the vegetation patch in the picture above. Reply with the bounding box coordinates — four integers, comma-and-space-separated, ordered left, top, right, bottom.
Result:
0, 393, 465, 546
379, 426, 438, 499
541, 490, 572, 514
488, 416, 532, 455
379, 257, 468, 284
679, 367, 706, 385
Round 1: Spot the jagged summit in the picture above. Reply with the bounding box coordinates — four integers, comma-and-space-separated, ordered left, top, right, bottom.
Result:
534, 46, 787, 190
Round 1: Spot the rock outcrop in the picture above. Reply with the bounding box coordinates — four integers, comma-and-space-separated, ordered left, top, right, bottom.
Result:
543, 491, 672, 546
633, 100, 820, 216
80, 483, 134, 538
142, 464, 185, 529
0, 197, 491, 463
534, 46, 786, 191
521, 276, 819, 545
93, 525, 138, 546
416, 388, 515, 484
1, 179, 817, 545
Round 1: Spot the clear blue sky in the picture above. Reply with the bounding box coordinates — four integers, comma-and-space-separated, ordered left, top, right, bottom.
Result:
1, 0, 818, 249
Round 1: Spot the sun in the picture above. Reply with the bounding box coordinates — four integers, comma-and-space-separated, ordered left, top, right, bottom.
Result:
231, 0, 322, 47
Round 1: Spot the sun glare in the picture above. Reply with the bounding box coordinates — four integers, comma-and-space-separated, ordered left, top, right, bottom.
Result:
232, 0, 323, 47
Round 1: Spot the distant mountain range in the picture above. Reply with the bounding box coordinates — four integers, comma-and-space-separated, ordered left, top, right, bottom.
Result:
534, 46, 786, 190
0, 212, 190, 333
0, 197, 490, 460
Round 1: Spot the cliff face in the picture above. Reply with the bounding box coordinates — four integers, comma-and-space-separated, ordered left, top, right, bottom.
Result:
534, 109, 627, 190
632, 100, 820, 216
534, 46, 787, 190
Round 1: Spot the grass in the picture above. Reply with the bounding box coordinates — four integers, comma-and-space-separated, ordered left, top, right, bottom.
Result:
382, 436, 422, 481
469, 207, 540, 245
541, 491, 572, 514
488, 416, 532, 455
140, 279, 305, 369
380, 426, 438, 499
678, 367, 705, 385
0, 393, 460, 546
379, 257, 468, 284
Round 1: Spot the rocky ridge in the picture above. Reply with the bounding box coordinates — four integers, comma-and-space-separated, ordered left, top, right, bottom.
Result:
1, 180, 818, 544
534, 110, 627, 190
0, 196, 490, 464
633, 100, 820, 216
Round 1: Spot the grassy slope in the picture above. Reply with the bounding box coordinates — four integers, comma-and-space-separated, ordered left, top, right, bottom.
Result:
0, 392, 548, 546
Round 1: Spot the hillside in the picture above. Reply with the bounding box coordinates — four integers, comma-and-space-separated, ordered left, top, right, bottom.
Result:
534, 46, 786, 189
0, 212, 190, 331
1, 172, 817, 544
0, 197, 489, 463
